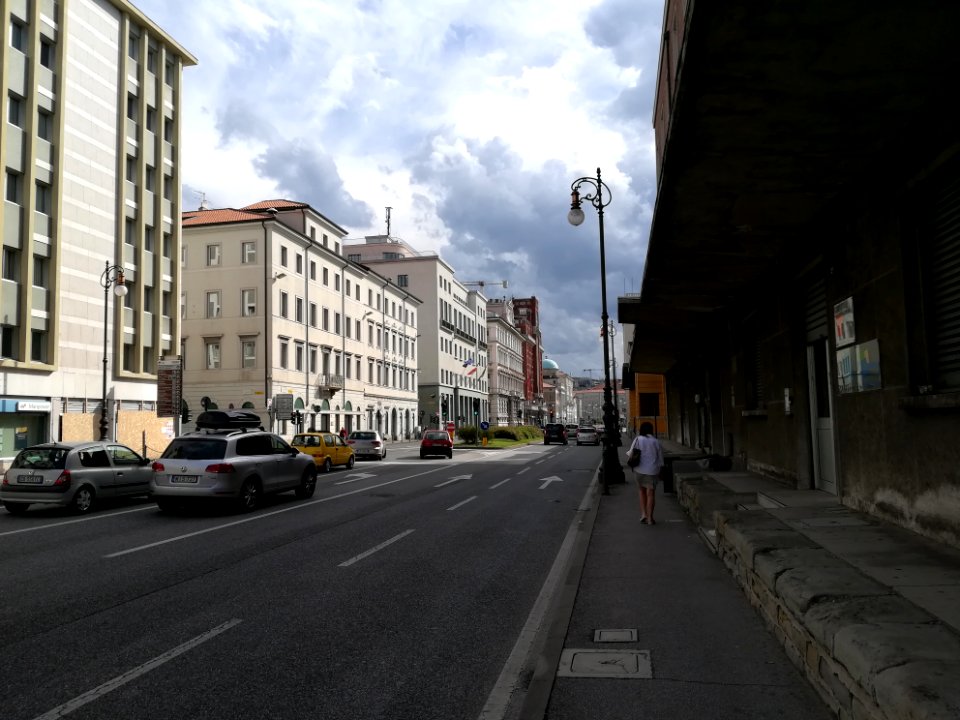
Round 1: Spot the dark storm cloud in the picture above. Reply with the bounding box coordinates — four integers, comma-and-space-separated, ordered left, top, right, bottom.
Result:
252, 139, 376, 227
586, 0, 664, 69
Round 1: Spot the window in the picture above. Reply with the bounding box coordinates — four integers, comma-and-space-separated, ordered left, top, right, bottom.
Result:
35, 182, 51, 214
143, 286, 154, 313
30, 330, 47, 363
295, 297, 304, 323
322, 308, 329, 331
180, 292, 186, 319
309, 302, 317, 327
279, 339, 289, 369
5, 170, 21, 204
280, 291, 289, 318
241, 338, 256, 368
163, 232, 172, 258
398, 274, 409, 288
334, 312, 341, 335
162, 290, 171, 316
2, 247, 19, 280
39, 39, 54, 69
10, 21, 25, 52
128, 30, 140, 60
309, 346, 317, 373
147, 47, 157, 73
127, 94, 138, 121
295, 342, 304, 371
145, 166, 155, 192
242, 288, 256, 316
205, 291, 221, 318
144, 226, 154, 252
32, 255, 47, 287
165, 60, 174, 85
280, 246, 288, 267
205, 340, 221, 369
126, 156, 136, 183
206, 244, 220, 266
335, 274, 340, 291
163, 175, 172, 200
7, 95, 22, 127
346, 279, 351, 295
348, 253, 361, 262
37, 110, 52, 141
1, 325, 16, 358
164, 116, 174, 142
355, 319, 361, 340
345, 316, 352, 339
310, 261, 316, 280
125, 218, 136, 246
322, 267, 329, 285
146, 107, 156, 133
296, 253, 303, 274
242, 241, 256, 263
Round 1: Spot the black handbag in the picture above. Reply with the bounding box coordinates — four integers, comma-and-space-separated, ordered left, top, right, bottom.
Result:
627, 445, 641, 468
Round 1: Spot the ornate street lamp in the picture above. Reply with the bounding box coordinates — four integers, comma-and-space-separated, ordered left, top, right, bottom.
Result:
100, 261, 128, 440
568, 168, 624, 494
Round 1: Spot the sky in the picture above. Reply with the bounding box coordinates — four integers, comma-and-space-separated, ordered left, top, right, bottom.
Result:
137, 0, 665, 380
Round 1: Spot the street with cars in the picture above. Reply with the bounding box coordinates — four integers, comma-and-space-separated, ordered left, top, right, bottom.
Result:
0, 440, 598, 719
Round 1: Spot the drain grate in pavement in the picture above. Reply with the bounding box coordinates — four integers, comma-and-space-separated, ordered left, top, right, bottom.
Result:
593, 629, 637, 642
557, 649, 652, 678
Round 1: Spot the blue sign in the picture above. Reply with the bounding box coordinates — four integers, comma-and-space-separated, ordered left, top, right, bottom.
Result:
480, 421, 490, 430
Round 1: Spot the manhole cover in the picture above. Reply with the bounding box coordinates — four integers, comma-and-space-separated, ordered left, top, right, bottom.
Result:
593, 629, 637, 642
557, 649, 652, 678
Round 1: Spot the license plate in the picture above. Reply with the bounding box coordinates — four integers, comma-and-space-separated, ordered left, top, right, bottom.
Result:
17, 474, 43, 484
170, 475, 198, 484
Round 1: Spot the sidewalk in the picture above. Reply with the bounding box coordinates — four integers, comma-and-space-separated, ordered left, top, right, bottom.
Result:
529, 441, 960, 720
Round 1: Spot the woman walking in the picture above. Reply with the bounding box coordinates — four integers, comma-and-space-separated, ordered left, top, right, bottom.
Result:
626, 422, 664, 524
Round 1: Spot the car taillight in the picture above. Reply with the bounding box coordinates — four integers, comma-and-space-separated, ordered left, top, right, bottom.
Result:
152, 462, 165, 472
54, 470, 71, 487
372, 441, 381, 447
347, 440, 355, 444
205, 463, 235, 473
1, 473, 7, 486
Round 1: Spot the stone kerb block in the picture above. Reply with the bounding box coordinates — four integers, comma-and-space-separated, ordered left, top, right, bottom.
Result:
873, 660, 960, 720
754, 547, 848, 592
716, 510, 816, 571
804, 596, 936, 654
775, 566, 890, 617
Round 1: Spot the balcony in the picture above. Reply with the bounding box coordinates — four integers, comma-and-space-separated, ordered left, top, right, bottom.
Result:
315, 373, 344, 398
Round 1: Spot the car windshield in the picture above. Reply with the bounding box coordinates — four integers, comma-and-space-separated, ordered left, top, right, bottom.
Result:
351, 432, 377, 440
12, 447, 69, 470
292, 435, 320, 446
161, 439, 227, 460
425, 432, 448, 440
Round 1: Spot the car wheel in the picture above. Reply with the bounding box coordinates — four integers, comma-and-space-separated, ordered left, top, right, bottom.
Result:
322, 458, 333, 474
236, 479, 260, 512
380, 449, 386, 460
346, 455, 356, 470
295, 468, 317, 499
3, 502, 30, 515
155, 497, 178, 513
420, 450, 426, 459
447, 449, 453, 459
71, 486, 96, 514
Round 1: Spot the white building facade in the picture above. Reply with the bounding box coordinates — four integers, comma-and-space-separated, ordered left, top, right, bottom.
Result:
343, 235, 489, 431
0, 0, 195, 451
181, 202, 421, 440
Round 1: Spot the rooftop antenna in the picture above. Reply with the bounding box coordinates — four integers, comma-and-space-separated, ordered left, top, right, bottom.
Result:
194, 190, 209, 210
385, 206, 392, 238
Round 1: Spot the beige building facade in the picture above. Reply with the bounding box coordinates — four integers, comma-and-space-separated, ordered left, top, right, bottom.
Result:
486, 298, 525, 425
0, 0, 194, 455
181, 201, 421, 440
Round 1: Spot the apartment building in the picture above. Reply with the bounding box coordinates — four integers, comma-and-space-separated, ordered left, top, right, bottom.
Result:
542, 358, 576, 424
1, 0, 195, 452
181, 201, 422, 439
486, 298, 525, 425
513, 297, 545, 425
343, 235, 489, 431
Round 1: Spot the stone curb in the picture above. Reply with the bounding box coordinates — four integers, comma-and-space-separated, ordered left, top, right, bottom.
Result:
677, 476, 960, 720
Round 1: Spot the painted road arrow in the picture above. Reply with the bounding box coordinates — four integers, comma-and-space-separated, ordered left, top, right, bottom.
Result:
435, 474, 473, 488
539, 476, 563, 490
334, 472, 377, 485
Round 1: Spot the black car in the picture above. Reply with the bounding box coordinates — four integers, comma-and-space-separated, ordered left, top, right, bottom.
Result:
543, 423, 568, 445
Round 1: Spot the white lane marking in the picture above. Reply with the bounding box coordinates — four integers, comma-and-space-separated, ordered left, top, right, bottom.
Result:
538, 476, 563, 490
489, 477, 512, 490
434, 474, 472, 488
0, 505, 154, 537
517, 467, 529, 475
105, 468, 445, 558
31, 619, 242, 719
447, 496, 477, 511
478, 476, 598, 720
334, 472, 377, 485
338, 529, 415, 568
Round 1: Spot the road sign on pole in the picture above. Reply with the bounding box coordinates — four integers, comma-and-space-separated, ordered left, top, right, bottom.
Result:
273, 393, 294, 421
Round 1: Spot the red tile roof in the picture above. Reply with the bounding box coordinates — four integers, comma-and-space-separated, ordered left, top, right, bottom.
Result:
240, 199, 309, 211
182, 209, 269, 226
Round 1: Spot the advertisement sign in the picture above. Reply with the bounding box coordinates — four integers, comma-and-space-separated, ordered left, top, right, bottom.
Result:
156, 357, 182, 418
834, 297, 855, 349
273, 393, 294, 420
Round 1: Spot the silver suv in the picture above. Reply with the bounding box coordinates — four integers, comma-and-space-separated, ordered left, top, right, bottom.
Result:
150, 411, 317, 512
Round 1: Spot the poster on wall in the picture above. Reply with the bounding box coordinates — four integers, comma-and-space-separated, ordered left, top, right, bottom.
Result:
836, 339, 882, 393
834, 297, 856, 348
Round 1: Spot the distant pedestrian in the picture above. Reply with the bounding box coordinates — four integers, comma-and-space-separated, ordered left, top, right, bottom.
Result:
339, 427, 347, 440
626, 421, 664, 525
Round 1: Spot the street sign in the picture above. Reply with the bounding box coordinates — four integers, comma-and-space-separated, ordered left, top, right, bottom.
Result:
273, 393, 294, 420
446, 421, 455, 435
156, 356, 182, 418
480, 421, 490, 430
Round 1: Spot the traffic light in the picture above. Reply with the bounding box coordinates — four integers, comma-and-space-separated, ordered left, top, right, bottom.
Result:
293, 410, 303, 426
473, 398, 480, 417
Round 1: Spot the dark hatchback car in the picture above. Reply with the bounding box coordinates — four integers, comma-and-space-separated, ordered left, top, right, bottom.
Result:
543, 423, 568, 445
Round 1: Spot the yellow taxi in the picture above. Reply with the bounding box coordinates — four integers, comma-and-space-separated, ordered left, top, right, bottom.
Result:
291, 432, 355, 473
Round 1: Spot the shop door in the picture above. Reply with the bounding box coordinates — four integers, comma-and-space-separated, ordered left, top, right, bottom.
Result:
807, 339, 837, 494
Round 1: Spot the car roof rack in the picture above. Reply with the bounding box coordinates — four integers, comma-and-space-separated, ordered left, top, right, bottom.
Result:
194, 410, 263, 431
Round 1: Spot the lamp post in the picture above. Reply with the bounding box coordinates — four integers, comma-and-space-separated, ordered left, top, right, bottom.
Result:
100, 261, 128, 440
568, 168, 624, 494
606, 320, 623, 437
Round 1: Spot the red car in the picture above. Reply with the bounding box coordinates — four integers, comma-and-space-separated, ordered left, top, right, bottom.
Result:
420, 429, 453, 459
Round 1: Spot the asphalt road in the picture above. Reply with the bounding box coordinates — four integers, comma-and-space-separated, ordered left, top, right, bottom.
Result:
0, 442, 596, 720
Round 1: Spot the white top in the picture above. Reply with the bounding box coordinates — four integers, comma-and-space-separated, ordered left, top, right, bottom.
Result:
627, 434, 664, 476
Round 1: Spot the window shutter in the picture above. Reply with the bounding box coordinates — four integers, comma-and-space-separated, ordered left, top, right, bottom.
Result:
927, 174, 960, 388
